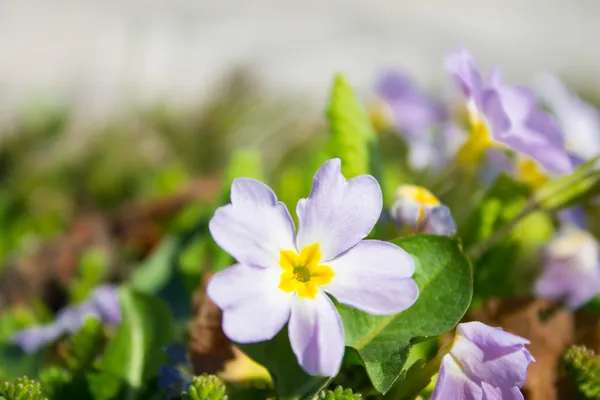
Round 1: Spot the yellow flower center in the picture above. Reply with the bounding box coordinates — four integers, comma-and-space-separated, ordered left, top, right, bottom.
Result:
396, 185, 440, 226
278, 243, 335, 299
516, 157, 549, 189
456, 117, 494, 166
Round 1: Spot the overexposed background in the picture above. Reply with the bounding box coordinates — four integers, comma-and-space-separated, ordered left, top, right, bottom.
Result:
1, 0, 600, 118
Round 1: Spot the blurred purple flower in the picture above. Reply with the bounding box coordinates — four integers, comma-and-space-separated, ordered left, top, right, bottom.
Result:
536, 73, 600, 163
535, 212, 600, 309
446, 49, 573, 177
375, 70, 454, 171
431, 321, 534, 400
376, 70, 447, 137
389, 185, 456, 236
13, 284, 121, 353
207, 158, 418, 377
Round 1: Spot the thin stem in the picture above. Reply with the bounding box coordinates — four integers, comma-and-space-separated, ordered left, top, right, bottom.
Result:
466, 197, 539, 261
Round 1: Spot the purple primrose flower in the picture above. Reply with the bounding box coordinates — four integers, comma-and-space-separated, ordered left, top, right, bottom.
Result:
431, 321, 535, 400
207, 158, 419, 377
535, 208, 600, 309
13, 284, 121, 353
536, 73, 600, 163
389, 185, 456, 236
445, 49, 572, 179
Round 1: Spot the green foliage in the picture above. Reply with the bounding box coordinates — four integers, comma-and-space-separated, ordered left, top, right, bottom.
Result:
563, 345, 600, 399
38, 368, 71, 399
65, 318, 105, 372
91, 287, 175, 398
131, 236, 180, 294
318, 386, 362, 400
0, 376, 47, 400
69, 249, 110, 304
461, 173, 554, 300
182, 375, 228, 400
326, 74, 378, 179
537, 155, 600, 211
338, 234, 472, 393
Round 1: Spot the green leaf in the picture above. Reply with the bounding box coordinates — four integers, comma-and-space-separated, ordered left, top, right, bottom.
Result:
326, 73, 378, 179
130, 237, 180, 294
238, 327, 330, 399
66, 318, 105, 372
338, 234, 472, 393
92, 287, 175, 399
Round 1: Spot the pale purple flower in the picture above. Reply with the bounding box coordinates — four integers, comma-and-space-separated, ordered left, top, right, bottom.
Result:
389, 185, 456, 236
445, 49, 573, 176
376, 70, 447, 137
431, 321, 535, 400
535, 209, 600, 309
13, 284, 121, 353
375, 70, 453, 171
535, 73, 600, 163
207, 159, 418, 377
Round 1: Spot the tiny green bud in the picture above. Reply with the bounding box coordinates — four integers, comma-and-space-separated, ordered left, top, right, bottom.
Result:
0, 376, 48, 400
182, 374, 227, 400
318, 386, 362, 400
563, 345, 600, 399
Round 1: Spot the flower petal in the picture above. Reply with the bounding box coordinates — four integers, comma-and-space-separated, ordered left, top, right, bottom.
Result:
430, 355, 483, 400
444, 48, 484, 104
452, 322, 534, 388
296, 159, 383, 261
457, 321, 531, 348
207, 264, 292, 343
209, 178, 296, 268
481, 382, 524, 400
324, 240, 418, 315
12, 325, 64, 353
90, 285, 121, 324
288, 292, 345, 377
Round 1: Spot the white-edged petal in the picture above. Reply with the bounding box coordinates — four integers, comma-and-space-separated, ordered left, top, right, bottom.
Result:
209, 178, 296, 268
207, 264, 292, 343
324, 240, 418, 315
288, 292, 345, 377
296, 159, 383, 261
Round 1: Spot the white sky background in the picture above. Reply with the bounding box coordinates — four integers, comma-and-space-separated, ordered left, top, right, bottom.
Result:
0, 0, 599, 118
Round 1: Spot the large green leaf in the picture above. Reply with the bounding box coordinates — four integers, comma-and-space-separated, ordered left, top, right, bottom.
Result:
91, 287, 175, 399
326, 73, 379, 180
238, 327, 330, 399
338, 234, 472, 393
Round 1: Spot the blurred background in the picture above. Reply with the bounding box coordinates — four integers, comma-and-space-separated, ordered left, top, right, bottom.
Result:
2, 0, 600, 119
1, 0, 599, 282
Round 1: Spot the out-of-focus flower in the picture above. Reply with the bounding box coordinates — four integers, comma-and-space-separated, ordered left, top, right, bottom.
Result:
535, 207, 600, 309
431, 321, 534, 400
375, 70, 447, 137
535, 73, 600, 163
158, 343, 193, 399
207, 159, 419, 377
373, 70, 454, 171
446, 49, 573, 180
12, 284, 121, 353
389, 185, 457, 236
